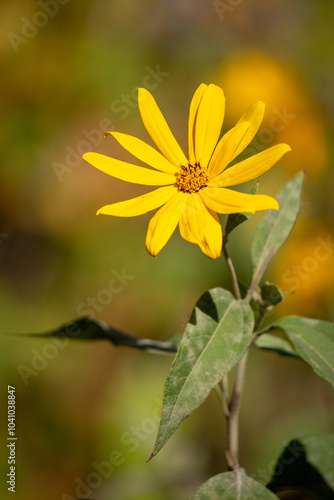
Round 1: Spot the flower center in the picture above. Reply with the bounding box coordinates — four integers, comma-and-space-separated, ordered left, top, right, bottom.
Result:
175, 162, 208, 193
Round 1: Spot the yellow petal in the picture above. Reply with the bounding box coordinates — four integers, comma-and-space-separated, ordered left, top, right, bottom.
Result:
105, 131, 178, 174
200, 209, 223, 259
208, 122, 251, 178
234, 101, 265, 157
97, 186, 177, 217
210, 144, 291, 187
145, 192, 186, 257
179, 194, 222, 259
179, 193, 208, 245
179, 214, 198, 245
188, 83, 206, 164
194, 84, 225, 167
200, 187, 279, 214
138, 88, 187, 167
83, 152, 175, 186
208, 101, 265, 178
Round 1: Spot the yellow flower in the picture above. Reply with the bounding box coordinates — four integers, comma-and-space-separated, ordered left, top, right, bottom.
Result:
83, 84, 290, 259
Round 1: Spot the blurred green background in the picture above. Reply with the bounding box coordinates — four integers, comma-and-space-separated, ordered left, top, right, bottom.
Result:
1, 0, 333, 499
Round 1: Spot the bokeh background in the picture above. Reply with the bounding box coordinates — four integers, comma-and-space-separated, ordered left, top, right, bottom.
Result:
1, 1, 334, 499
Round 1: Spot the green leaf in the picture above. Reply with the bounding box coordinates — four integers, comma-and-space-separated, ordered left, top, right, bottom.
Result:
271, 315, 334, 386
251, 171, 305, 279
254, 333, 299, 358
225, 212, 250, 240
150, 288, 254, 459
2, 318, 177, 355
267, 433, 334, 498
192, 469, 278, 499
225, 182, 259, 239
260, 282, 283, 307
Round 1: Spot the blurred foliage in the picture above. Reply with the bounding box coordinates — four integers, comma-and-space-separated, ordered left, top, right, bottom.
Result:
1, 0, 334, 499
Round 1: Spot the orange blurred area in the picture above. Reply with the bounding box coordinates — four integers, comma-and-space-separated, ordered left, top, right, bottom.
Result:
1, 0, 334, 499
272, 221, 334, 318
217, 51, 328, 177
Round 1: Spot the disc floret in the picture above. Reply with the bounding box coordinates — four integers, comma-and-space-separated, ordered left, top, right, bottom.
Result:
175, 162, 208, 193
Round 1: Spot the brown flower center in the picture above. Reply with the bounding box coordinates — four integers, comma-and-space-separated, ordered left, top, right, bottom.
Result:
175, 162, 208, 193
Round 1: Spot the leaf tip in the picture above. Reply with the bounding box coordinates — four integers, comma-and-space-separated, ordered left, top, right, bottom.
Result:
147, 449, 157, 462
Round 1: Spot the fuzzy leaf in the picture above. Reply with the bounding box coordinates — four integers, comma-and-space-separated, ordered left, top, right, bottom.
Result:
251, 171, 304, 279
193, 469, 277, 499
254, 333, 299, 358
150, 288, 254, 458
271, 315, 334, 386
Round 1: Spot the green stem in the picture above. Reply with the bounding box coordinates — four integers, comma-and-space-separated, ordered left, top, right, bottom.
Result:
222, 244, 267, 470
214, 379, 230, 419
226, 348, 250, 470
226, 327, 265, 470
244, 248, 275, 302
223, 244, 241, 300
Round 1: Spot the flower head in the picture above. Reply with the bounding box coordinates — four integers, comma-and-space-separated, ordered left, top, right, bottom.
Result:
83, 83, 290, 259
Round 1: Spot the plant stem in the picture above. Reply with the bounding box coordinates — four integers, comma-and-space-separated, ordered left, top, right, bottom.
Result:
214, 379, 230, 419
225, 326, 265, 470
226, 348, 249, 470
244, 247, 275, 302
221, 243, 244, 469
223, 244, 241, 300
222, 243, 267, 470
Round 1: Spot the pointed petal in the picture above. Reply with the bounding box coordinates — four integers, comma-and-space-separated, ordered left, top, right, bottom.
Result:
200, 187, 279, 214
138, 88, 187, 167
179, 214, 198, 245
105, 131, 178, 174
83, 152, 175, 186
179, 193, 208, 245
179, 194, 222, 259
234, 101, 266, 156
208, 122, 251, 177
97, 186, 177, 217
194, 84, 225, 167
188, 83, 206, 164
209, 101, 265, 178
145, 192, 186, 257
210, 144, 291, 187
200, 209, 223, 259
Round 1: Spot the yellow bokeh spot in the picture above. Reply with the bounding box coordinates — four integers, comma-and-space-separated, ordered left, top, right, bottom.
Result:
217, 51, 328, 177
273, 226, 334, 316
